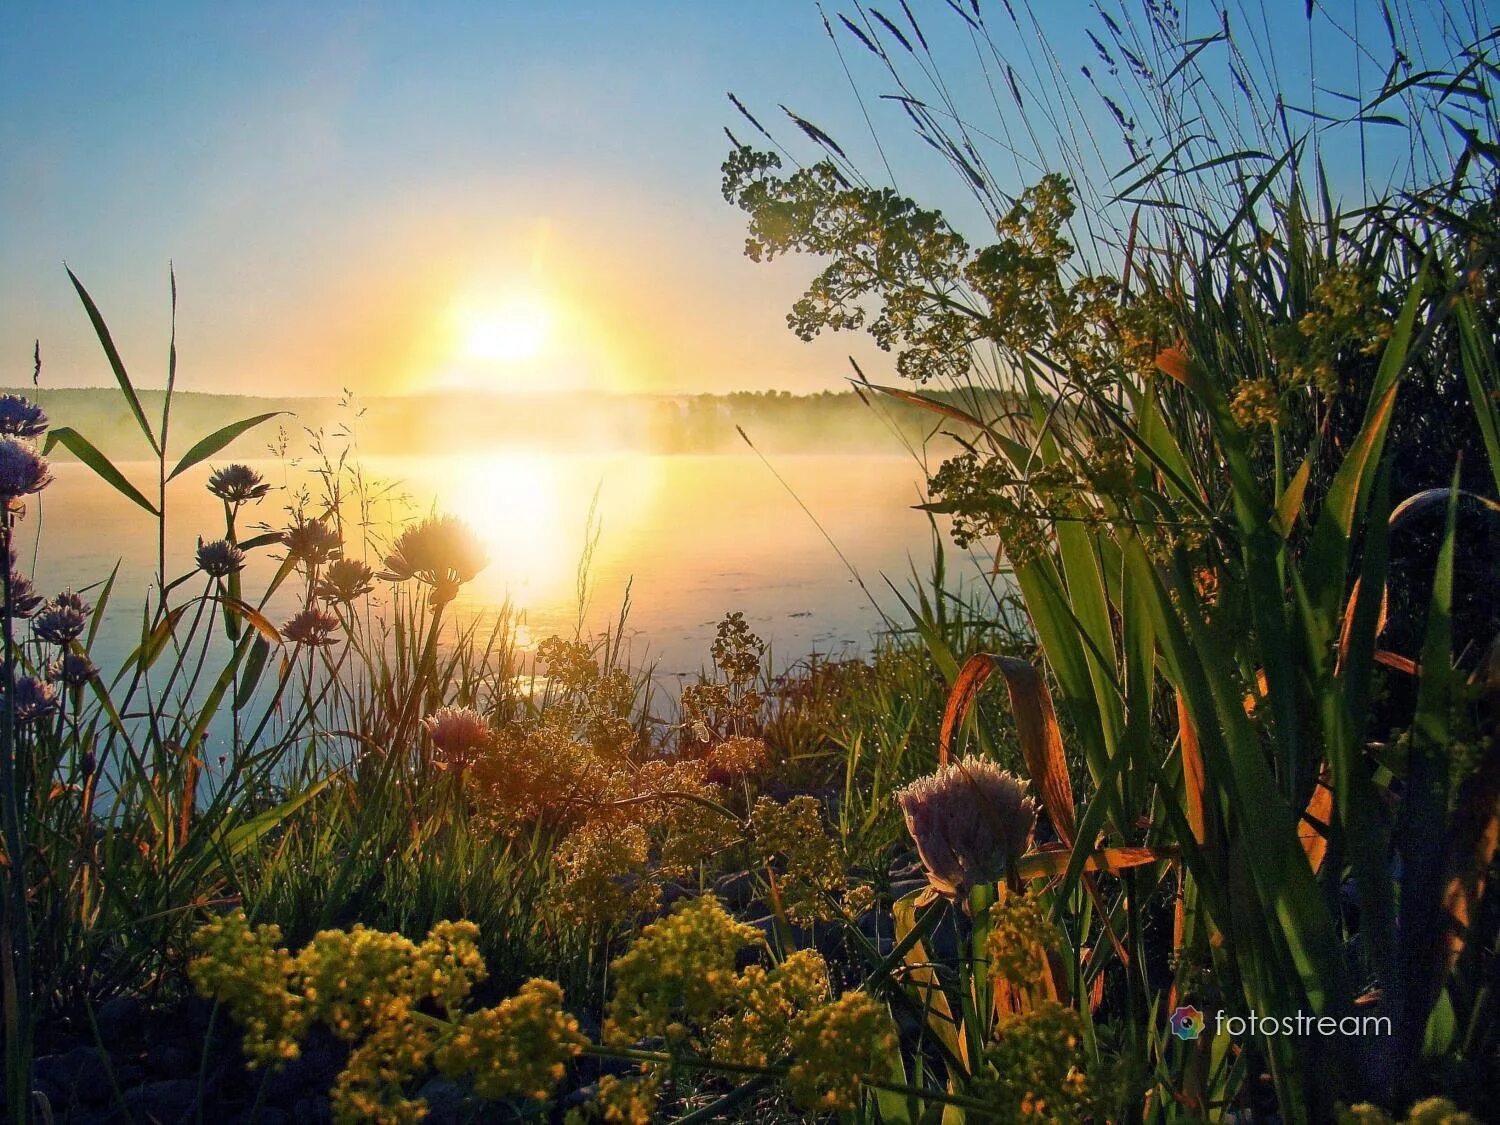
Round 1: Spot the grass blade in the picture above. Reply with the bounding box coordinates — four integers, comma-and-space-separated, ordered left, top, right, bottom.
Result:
65, 267, 159, 455
42, 427, 158, 516
167, 413, 287, 482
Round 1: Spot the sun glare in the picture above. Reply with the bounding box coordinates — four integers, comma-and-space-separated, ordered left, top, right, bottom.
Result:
459, 292, 553, 365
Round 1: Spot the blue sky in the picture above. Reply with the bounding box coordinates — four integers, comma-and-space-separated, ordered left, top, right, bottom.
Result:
0, 1, 1470, 396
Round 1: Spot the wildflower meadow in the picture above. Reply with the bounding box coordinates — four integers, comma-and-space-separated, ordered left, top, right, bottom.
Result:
2, 3, 1498, 1123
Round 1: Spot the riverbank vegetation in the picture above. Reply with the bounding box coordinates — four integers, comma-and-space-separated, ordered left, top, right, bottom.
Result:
4, 2, 1499, 1122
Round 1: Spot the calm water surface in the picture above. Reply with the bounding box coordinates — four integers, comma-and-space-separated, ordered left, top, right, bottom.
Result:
23, 452, 956, 682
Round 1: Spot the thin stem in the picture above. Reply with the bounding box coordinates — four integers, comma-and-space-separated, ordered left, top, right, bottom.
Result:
0, 518, 33, 1124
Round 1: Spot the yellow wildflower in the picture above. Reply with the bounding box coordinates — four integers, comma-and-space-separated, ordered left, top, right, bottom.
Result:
594, 1071, 663, 1124
747, 796, 846, 924
1407, 1097, 1482, 1124
554, 820, 659, 927
987, 893, 1060, 989
329, 997, 435, 1125
411, 920, 488, 1015
785, 991, 896, 1112
605, 896, 764, 1046
709, 948, 831, 1067
294, 925, 420, 1040
1230, 377, 1283, 429
983, 1001, 1092, 1123
187, 910, 305, 1067
432, 979, 585, 1102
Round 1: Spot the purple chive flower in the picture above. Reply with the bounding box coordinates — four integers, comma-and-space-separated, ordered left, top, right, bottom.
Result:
282, 606, 340, 647
4, 572, 43, 618
0, 396, 48, 439
207, 464, 270, 505
895, 757, 1038, 898
49, 651, 99, 687
3, 674, 59, 723
283, 517, 342, 566
196, 537, 246, 579
380, 515, 487, 607
33, 592, 90, 646
314, 558, 376, 604
422, 705, 491, 770
0, 437, 52, 500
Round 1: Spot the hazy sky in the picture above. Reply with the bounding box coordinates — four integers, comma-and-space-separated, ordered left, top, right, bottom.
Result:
0, 2, 1462, 398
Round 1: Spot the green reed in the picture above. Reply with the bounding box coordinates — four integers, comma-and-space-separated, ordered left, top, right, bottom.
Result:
723, 2, 1499, 1118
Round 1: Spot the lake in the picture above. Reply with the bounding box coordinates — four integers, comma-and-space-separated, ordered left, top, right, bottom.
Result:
20, 452, 963, 684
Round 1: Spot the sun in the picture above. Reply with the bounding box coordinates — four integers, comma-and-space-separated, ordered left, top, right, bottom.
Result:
458, 292, 554, 365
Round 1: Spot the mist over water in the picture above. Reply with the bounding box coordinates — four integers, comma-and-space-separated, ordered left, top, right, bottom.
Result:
22, 450, 955, 690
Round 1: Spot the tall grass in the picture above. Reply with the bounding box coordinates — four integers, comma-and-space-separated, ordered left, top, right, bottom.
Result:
722, 1, 1500, 1118
0, 275, 665, 1119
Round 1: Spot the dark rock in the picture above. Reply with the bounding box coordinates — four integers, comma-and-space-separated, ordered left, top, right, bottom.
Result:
416, 1076, 476, 1124
35, 1045, 111, 1104
658, 881, 694, 907
93, 996, 143, 1044
145, 1042, 195, 1078
291, 1095, 333, 1124
260, 1031, 340, 1105
241, 1109, 292, 1125
181, 995, 218, 1032
123, 1078, 198, 1123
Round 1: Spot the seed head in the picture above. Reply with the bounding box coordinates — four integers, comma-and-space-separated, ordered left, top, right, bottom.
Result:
207, 464, 271, 505
315, 558, 376, 604
197, 537, 247, 579
0, 395, 48, 439
895, 757, 1037, 898
422, 705, 491, 770
0, 437, 52, 500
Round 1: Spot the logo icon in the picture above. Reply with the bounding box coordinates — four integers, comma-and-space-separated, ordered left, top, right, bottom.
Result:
1170, 1005, 1205, 1041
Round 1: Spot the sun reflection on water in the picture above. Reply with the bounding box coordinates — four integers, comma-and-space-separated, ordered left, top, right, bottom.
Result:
431, 451, 662, 631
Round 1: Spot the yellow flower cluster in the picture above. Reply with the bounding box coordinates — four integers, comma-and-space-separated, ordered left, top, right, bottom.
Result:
536, 635, 641, 753
295, 925, 423, 1040
1230, 376, 1283, 429
1340, 1098, 1482, 1124
604, 895, 765, 1046
187, 911, 305, 1066
986, 892, 1060, 989
433, 979, 586, 1101
785, 991, 897, 1112
703, 734, 770, 783
746, 795, 847, 924
1270, 263, 1394, 398
708, 948, 831, 1067
191, 913, 583, 1124
983, 1002, 1093, 1123
553, 820, 658, 927
841, 882, 877, 918
409, 920, 488, 1014
571, 1071, 663, 1125
330, 1000, 436, 1124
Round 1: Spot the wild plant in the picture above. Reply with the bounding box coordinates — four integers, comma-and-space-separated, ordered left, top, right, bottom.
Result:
724, 1, 1499, 1118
